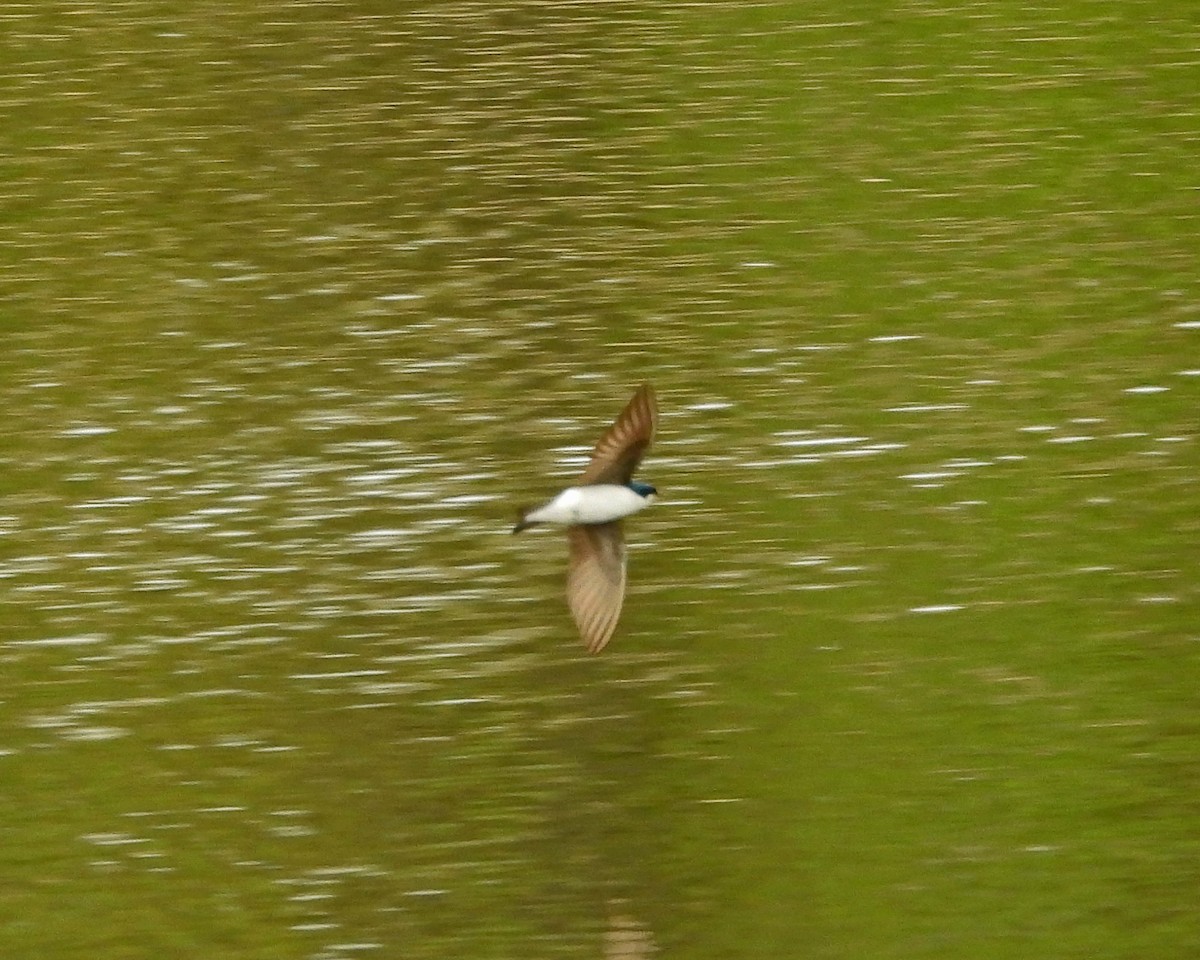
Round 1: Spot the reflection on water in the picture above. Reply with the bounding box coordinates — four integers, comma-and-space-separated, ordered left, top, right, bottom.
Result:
3, 0, 1198, 957
604, 903, 656, 959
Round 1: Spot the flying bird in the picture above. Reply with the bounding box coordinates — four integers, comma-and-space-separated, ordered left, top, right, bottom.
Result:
513, 384, 659, 653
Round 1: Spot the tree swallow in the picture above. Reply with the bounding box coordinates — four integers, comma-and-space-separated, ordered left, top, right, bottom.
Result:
513, 384, 659, 653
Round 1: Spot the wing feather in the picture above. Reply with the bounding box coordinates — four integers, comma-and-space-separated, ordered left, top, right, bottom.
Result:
566, 523, 626, 653
577, 384, 658, 486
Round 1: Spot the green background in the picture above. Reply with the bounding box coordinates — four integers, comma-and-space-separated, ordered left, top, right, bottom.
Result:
1, 2, 1197, 957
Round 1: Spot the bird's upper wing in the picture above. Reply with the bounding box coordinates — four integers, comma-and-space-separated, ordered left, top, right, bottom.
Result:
577, 383, 657, 486
566, 522, 626, 653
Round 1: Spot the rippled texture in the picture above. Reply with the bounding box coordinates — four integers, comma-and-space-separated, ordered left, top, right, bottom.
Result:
2, 2, 1197, 958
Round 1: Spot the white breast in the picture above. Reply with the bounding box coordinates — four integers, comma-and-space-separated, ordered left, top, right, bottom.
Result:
526, 485, 651, 526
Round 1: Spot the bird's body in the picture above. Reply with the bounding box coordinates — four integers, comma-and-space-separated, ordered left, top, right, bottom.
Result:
515, 483, 655, 529
512, 384, 659, 653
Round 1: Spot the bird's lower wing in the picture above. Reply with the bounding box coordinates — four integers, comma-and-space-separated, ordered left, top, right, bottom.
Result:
566, 523, 627, 653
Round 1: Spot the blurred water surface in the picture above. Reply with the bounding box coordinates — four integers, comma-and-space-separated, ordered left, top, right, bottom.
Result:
2, 2, 1197, 958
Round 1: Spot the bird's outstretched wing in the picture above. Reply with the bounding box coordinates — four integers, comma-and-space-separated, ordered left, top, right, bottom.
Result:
566, 522, 626, 653
577, 384, 657, 486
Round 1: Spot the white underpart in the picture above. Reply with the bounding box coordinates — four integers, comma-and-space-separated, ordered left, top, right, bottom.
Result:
525, 485, 654, 526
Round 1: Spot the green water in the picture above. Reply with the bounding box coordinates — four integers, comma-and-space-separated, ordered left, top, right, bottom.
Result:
2, 2, 1197, 958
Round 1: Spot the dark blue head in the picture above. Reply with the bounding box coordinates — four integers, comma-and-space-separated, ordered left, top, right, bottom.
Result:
628, 480, 657, 498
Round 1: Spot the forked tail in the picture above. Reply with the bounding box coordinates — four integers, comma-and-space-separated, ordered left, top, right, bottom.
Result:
512, 507, 535, 534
